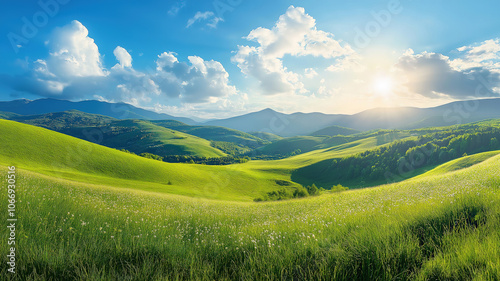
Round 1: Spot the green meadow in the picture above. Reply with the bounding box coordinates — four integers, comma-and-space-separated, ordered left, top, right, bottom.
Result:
2, 119, 500, 280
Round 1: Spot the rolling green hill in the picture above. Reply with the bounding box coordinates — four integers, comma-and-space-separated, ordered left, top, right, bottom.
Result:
414, 150, 500, 178
63, 119, 227, 158
9, 110, 269, 156
2, 146, 500, 279
255, 130, 411, 157
152, 120, 269, 150
292, 122, 500, 189
10, 111, 226, 158
0, 120, 296, 201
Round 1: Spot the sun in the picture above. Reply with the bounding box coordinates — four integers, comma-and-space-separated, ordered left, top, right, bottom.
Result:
372, 75, 394, 96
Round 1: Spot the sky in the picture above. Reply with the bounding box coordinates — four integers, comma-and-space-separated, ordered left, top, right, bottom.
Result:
1, 0, 500, 119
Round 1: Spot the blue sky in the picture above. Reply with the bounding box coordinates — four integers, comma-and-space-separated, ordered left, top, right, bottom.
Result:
1, 0, 500, 118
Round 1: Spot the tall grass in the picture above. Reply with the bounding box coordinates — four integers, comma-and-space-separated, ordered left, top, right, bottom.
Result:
2, 153, 500, 280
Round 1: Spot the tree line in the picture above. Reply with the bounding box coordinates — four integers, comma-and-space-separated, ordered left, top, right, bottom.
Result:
318, 125, 500, 184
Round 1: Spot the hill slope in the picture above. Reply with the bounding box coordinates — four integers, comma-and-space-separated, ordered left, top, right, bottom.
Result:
152, 120, 269, 150
3, 147, 500, 279
0, 120, 292, 200
9, 111, 225, 158
310, 125, 360, 136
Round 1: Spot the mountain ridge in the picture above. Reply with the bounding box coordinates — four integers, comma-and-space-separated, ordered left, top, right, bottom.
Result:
3, 97, 500, 136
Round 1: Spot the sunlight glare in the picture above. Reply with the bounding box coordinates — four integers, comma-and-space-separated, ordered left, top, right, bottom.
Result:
373, 75, 394, 96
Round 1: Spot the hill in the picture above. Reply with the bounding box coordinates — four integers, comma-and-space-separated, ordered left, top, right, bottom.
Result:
292, 122, 500, 188
254, 130, 412, 157
11, 110, 116, 129
0, 98, 197, 124
249, 131, 284, 142
9, 110, 269, 156
61, 119, 227, 158
3, 146, 500, 279
0, 119, 297, 201
310, 125, 360, 136
7, 111, 225, 158
151, 120, 269, 150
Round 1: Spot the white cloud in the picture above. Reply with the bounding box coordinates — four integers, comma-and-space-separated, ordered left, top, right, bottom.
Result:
451, 39, 500, 71
232, 6, 357, 95
186, 11, 223, 29
113, 46, 132, 68
155, 52, 237, 103
326, 54, 365, 72
45, 20, 106, 78
304, 68, 318, 78
395, 50, 500, 99
4, 20, 239, 109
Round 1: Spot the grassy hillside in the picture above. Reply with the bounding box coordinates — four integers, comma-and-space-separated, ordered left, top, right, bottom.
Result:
0, 120, 295, 201
292, 122, 500, 189
310, 125, 360, 136
255, 130, 411, 157
415, 150, 500, 178
152, 120, 269, 150
256, 136, 329, 156
2, 151, 500, 279
63, 119, 226, 158
9, 111, 225, 158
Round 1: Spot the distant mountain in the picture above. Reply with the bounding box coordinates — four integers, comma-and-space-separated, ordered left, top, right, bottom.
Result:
205, 108, 346, 137
11, 110, 116, 130
0, 98, 197, 124
205, 98, 500, 135
310, 125, 360, 136
3, 98, 500, 137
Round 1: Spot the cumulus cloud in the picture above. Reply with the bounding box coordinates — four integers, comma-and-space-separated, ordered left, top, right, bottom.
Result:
304, 68, 318, 78
451, 39, 500, 71
3, 20, 238, 107
42, 20, 106, 78
395, 48, 500, 99
113, 46, 132, 68
186, 11, 223, 28
154, 52, 237, 103
232, 6, 356, 95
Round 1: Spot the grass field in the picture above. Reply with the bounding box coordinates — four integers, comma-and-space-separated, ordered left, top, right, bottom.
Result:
0, 120, 293, 201
0, 120, 407, 200
2, 119, 500, 280
1, 151, 500, 279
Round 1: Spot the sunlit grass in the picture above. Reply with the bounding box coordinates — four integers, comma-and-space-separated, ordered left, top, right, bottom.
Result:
1, 153, 500, 279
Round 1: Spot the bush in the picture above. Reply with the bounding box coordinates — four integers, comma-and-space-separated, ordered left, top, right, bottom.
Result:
331, 184, 349, 193
293, 186, 309, 198
306, 184, 320, 196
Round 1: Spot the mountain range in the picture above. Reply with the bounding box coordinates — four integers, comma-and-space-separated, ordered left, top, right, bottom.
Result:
2, 98, 500, 136
0, 98, 197, 124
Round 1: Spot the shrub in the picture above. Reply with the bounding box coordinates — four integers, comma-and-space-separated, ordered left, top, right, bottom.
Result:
331, 184, 349, 193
